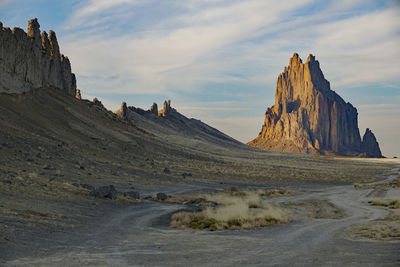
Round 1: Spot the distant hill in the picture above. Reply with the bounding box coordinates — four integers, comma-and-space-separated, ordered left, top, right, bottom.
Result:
115, 100, 246, 152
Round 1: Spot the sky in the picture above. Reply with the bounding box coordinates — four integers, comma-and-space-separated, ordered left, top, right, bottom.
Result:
1, 0, 399, 157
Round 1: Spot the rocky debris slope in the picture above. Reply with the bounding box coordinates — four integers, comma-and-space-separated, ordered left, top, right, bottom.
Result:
0, 18, 76, 96
115, 100, 245, 149
361, 128, 383, 158
248, 53, 382, 157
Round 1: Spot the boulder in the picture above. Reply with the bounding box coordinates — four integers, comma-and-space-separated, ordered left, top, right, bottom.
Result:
124, 191, 140, 199
92, 185, 117, 199
156, 192, 168, 201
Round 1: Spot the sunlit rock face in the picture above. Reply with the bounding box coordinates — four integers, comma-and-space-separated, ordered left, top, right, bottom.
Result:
0, 18, 76, 96
248, 53, 377, 156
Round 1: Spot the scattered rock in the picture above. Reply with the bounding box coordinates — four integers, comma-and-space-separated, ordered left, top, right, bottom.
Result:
124, 191, 140, 199
156, 192, 168, 201
91, 185, 117, 200
43, 164, 54, 170
2, 180, 12, 184
182, 173, 192, 179
163, 168, 171, 174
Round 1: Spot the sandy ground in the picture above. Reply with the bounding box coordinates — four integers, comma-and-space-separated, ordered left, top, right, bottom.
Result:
3, 164, 399, 266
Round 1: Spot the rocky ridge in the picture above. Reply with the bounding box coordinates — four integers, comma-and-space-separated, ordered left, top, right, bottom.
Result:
0, 18, 76, 96
248, 53, 383, 157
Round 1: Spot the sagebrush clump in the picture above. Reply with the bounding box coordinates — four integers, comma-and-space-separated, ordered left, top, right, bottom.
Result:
170, 189, 291, 231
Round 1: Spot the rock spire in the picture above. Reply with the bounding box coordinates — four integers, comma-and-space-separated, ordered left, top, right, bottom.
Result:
248, 53, 383, 157
360, 128, 383, 158
0, 18, 77, 96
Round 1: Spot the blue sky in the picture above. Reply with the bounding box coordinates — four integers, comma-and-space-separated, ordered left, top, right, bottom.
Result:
1, 0, 399, 156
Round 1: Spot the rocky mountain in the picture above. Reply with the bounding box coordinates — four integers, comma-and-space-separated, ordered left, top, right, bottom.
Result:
248, 53, 383, 157
361, 128, 383, 158
0, 18, 76, 96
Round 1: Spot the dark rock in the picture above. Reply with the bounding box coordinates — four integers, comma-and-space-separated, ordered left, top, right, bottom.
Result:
92, 185, 117, 200
124, 191, 140, 199
163, 168, 171, 174
182, 173, 192, 178
26, 157, 34, 162
2, 180, 12, 184
156, 192, 168, 201
360, 128, 383, 158
149, 102, 158, 116
43, 164, 54, 170
71, 183, 80, 188
81, 184, 95, 191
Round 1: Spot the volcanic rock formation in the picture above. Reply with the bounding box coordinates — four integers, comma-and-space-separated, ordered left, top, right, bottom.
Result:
360, 128, 383, 158
0, 18, 76, 96
248, 53, 382, 157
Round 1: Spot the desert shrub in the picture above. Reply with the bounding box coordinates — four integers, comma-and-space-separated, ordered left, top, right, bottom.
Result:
369, 198, 388, 207
170, 190, 291, 231
389, 198, 400, 209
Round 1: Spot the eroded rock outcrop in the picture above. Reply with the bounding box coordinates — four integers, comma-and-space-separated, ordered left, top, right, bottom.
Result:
360, 128, 383, 158
150, 102, 158, 116
248, 53, 382, 156
159, 100, 172, 116
0, 18, 76, 95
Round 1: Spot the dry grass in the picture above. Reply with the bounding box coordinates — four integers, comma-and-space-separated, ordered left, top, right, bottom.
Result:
170, 190, 291, 231
368, 197, 400, 209
347, 197, 400, 241
347, 209, 400, 241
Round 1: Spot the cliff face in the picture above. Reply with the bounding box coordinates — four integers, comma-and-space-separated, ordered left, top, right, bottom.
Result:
248, 53, 365, 155
0, 18, 76, 96
361, 128, 383, 158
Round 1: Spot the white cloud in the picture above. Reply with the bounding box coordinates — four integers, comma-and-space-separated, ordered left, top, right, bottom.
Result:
58, 0, 400, 156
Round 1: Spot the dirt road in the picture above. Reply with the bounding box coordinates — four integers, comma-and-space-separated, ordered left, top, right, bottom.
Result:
5, 174, 400, 267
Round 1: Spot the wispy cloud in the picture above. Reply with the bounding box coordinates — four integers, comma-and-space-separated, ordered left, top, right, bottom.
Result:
0, 0, 14, 8
56, 0, 400, 156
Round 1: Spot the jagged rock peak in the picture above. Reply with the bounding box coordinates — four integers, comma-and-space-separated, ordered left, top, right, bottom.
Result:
120, 102, 128, 118
159, 99, 172, 116
27, 18, 41, 47
306, 54, 316, 63
289, 52, 302, 67
361, 128, 383, 158
149, 102, 158, 116
0, 18, 77, 96
248, 53, 363, 156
